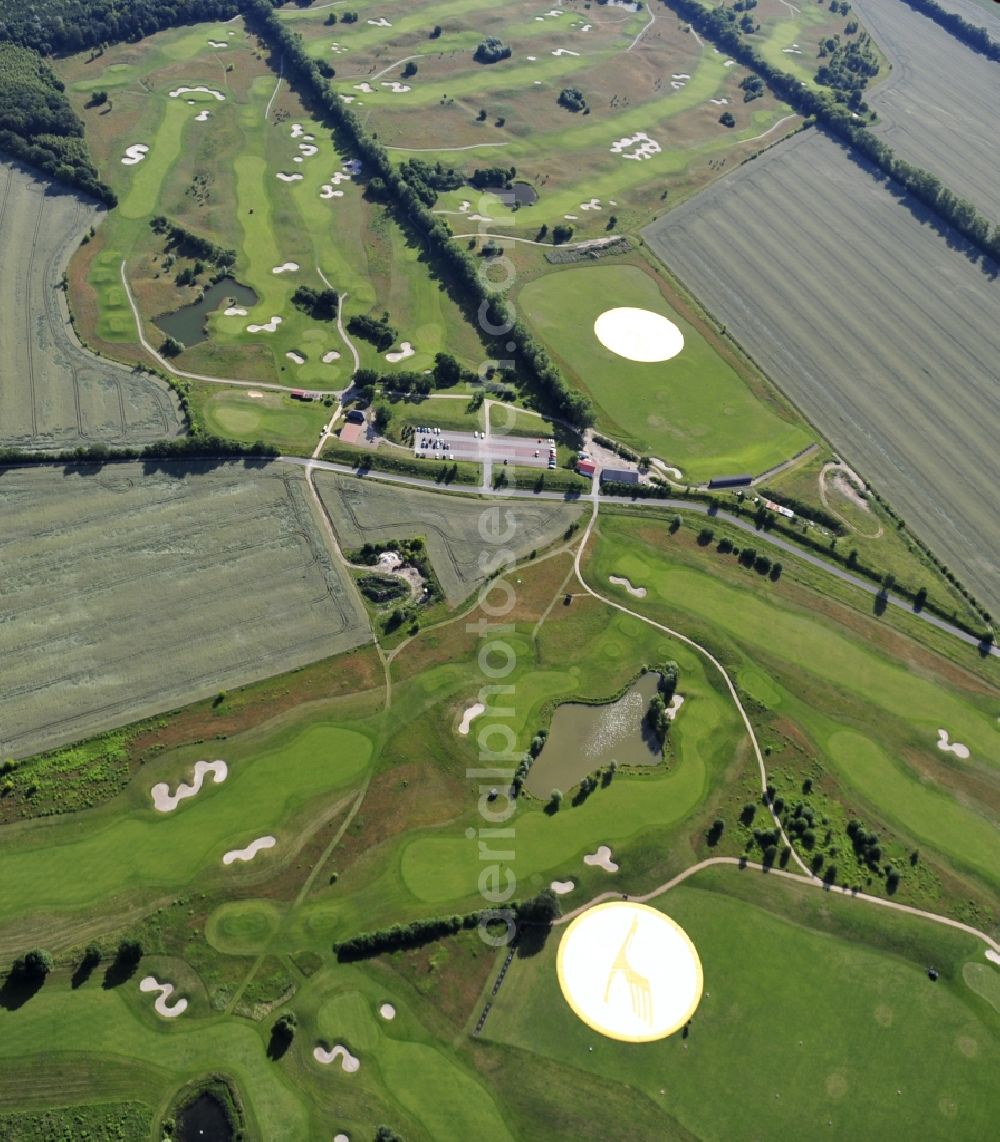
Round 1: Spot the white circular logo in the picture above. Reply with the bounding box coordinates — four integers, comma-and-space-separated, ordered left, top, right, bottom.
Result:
557, 902, 703, 1042
593, 307, 685, 363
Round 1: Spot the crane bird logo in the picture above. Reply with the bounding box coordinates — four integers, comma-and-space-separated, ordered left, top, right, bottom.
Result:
604, 916, 654, 1025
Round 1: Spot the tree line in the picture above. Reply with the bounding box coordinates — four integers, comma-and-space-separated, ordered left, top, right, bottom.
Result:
239, 0, 594, 429
894, 0, 1000, 62
658, 0, 1000, 262
0, 0, 240, 55
0, 43, 114, 203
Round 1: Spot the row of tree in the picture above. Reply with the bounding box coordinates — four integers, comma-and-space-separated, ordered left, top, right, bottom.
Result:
239, 0, 594, 429
659, 0, 1000, 263
895, 0, 1000, 62
150, 215, 236, 268
0, 43, 113, 203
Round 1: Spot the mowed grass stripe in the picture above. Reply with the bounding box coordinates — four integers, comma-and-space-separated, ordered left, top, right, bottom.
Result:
644, 130, 1000, 614
0, 724, 372, 921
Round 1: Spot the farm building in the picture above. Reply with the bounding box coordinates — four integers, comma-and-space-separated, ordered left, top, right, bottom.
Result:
577, 458, 597, 478
708, 474, 752, 489
345, 409, 365, 425
600, 467, 639, 485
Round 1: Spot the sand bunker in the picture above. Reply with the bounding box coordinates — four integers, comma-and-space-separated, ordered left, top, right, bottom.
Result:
320, 186, 345, 199
379, 1003, 396, 1020
223, 835, 276, 865
594, 307, 685, 363
563, 214, 578, 220
581, 23, 592, 31
526, 55, 538, 61
276, 172, 303, 182
121, 144, 149, 166
170, 85, 226, 101
322, 350, 341, 363
314, 1044, 360, 1072
334, 1136, 349, 1142
223, 305, 247, 317
272, 262, 299, 274
580, 198, 602, 211
458, 702, 485, 735
208, 39, 228, 47
724, 59, 736, 67
936, 729, 970, 760
611, 131, 662, 161
298, 143, 319, 158
195, 110, 211, 121
385, 342, 415, 363
666, 694, 685, 721
382, 81, 411, 93
609, 575, 646, 598
584, 845, 619, 873
290, 122, 305, 138
247, 390, 264, 398
286, 351, 306, 365
552, 48, 580, 57
151, 760, 227, 812
551, 880, 575, 895
353, 82, 375, 94
368, 16, 392, 26
709, 98, 729, 106
140, 976, 188, 1018
247, 316, 282, 333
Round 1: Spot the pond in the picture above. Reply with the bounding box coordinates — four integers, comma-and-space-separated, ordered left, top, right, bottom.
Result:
484, 181, 539, 207
175, 1091, 234, 1142
155, 276, 258, 347
525, 672, 663, 797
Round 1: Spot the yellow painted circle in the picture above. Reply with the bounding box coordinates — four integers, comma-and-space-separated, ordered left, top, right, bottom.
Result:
557, 901, 703, 1042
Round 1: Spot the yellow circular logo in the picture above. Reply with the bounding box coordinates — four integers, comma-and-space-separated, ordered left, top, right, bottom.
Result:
556, 902, 703, 1042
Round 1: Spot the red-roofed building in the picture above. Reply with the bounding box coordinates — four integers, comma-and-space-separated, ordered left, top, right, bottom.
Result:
577, 458, 597, 478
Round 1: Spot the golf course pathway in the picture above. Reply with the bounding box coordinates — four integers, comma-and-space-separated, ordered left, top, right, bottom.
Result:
572, 494, 812, 876
322, 275, 361, 373
554, 856, 1000, 957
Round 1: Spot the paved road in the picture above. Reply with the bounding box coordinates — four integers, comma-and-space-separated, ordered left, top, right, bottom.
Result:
278, 457, 997, 657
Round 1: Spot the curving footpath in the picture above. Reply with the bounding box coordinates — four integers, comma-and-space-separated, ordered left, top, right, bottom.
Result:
572, 495, 812, 875
554, 856, 1000, 958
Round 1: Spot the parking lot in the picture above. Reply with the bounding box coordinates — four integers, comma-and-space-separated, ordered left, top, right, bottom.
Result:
413, 428, 555, 469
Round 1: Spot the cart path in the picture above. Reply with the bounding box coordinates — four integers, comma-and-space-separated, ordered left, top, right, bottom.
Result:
572, 494, 813, 876
554, 855, 1000, 956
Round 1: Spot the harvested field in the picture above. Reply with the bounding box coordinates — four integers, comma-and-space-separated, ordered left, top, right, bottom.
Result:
851, 0, 1000, 223
0, 161, 184, 451
644, 130, 1000, 614
313, 470, 583, 605
0, 461, 370, 757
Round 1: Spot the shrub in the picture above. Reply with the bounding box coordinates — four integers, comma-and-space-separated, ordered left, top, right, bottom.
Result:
474, 37, 512, 64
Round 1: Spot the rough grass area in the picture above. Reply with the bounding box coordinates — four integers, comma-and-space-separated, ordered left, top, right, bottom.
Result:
519, 261, 813, 480
0, 461, 370, 758
589, 511, 1000, 907
645, 130, 1000, 616
314, 469, 583, 604
486, 871, 1000, 1139
0, 1101, 152, 1140
0, 161, 184, 451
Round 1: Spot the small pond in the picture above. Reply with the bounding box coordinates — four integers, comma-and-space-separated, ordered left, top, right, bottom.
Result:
484, 181, 538, 206
155, 276, 258, 347
175, 1092, 234, 1142
525, 671, 663, 796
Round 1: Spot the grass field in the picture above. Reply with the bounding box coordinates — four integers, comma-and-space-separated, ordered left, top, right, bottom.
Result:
279, 0, 800, 238
192, 384, 333, 453
56, 19, 487, 393
644, 129, 1000, 616
518, 262, 813, 479
588, 510, 1000, 897
0, 461, 370, 758
850, 0, 1000, 224
0, 161, 184, 451
314, 469, 583, 604
486, 869, 1000, 1139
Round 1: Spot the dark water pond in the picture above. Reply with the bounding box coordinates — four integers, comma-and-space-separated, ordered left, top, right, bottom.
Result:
155, 276, 258, 347
176, 1092, 233, 1142
525, 672, 662, 796
485, 181, 538, 206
